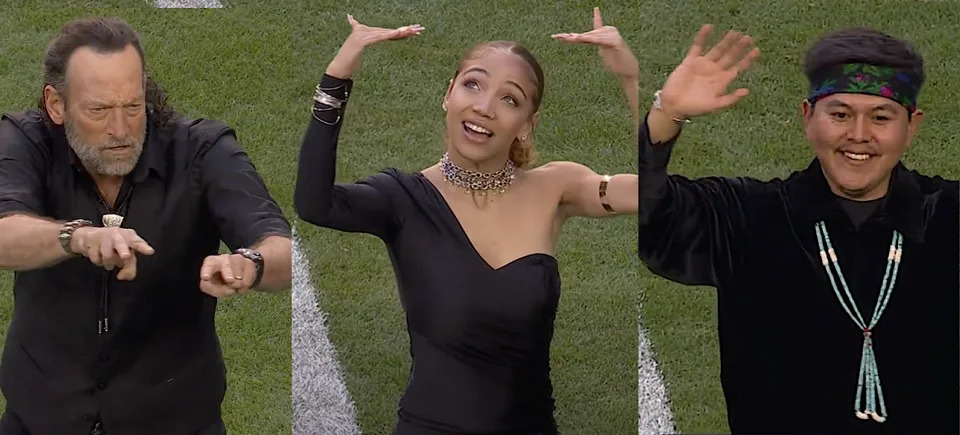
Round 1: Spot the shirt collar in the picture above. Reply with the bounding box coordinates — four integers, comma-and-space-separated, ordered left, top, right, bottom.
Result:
788, 158, 926, 243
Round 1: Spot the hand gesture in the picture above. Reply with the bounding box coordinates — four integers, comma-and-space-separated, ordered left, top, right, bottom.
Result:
71, 227, 155, 280
199, 253, 257, 297
325, 15, 425, 79
345, 14, 424, 48
658, 25, 760, 120
552, 8, 638, 80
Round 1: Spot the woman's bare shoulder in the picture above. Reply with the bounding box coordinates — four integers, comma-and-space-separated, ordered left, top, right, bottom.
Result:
526, 160, 594, 182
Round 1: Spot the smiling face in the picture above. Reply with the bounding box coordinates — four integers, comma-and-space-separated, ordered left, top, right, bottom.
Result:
46, 43, 147, 177
802, 92, 923, 200
443, 45, 542, 171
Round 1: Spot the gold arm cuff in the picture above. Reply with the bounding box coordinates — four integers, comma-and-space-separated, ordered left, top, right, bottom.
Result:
599, 175, 615, 214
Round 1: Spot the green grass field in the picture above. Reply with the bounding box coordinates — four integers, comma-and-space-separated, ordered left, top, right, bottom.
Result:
3, 1, 958, 434
636, 0, 960, 432
293, 1, 641, 433
0, 4, 296, 434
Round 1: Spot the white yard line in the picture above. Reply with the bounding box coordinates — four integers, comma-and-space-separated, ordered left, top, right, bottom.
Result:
639, 310, 677, 435
153, 0, 224, 7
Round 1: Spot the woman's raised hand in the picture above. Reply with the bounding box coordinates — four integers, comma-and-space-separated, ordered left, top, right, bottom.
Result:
325, 15, 424, 80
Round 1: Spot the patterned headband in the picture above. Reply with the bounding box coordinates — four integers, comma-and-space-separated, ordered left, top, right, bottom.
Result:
807, 63, 920, 112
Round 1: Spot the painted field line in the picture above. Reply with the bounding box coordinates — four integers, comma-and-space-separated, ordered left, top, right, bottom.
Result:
639, 309, 676, 435
153, 0, 224, 7
291, 224, 361, 435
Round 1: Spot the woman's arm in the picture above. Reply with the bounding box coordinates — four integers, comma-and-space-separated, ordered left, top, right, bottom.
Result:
293, 16, 423, 239
546, 162, 637, 218
550, 8, 640, 218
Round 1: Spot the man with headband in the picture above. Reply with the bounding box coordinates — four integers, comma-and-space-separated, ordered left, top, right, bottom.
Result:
636, 25, 957, 434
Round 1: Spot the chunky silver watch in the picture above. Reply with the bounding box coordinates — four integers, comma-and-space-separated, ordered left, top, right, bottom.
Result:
234, 248, 264, 289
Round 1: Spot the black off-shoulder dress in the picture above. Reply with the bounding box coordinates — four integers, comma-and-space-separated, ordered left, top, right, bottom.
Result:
295, 74, 561, 435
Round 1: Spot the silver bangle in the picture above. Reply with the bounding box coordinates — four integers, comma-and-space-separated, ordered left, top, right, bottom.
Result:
653, 90, 691, 124
318, 82, 348, 97
311, 105, 341, 126
313, 89, 343, 109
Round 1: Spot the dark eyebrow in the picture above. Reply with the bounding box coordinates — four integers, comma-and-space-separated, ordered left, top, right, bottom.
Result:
462, 67, 527, 99
84, 101, 112, 109
871, 103, 898, 112
824, 100, 897, 113
505, 81, 527, 99
463, 67, 488, 76
83, 100, 143, 110
824, 100, 851, 110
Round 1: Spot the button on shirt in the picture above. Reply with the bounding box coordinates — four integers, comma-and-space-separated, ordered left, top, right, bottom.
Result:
0, 110, 291, 435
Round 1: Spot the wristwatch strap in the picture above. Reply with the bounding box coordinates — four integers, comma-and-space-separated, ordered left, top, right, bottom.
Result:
234, 248, 264, 289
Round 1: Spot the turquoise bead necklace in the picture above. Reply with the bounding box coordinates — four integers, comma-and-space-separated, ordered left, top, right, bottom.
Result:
814, 220, 902, 423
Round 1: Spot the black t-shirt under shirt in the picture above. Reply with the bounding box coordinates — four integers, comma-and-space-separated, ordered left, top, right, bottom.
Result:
837, 196, 885, 228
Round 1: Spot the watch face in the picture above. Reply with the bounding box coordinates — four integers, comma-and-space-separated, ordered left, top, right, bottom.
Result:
236, 248, 264, 288
238, 248, 263, 262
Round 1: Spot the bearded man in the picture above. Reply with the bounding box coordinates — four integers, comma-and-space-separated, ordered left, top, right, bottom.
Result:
0, 17, 292, 435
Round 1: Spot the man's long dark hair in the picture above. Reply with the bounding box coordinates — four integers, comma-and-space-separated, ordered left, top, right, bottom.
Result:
37, 17, 175, 128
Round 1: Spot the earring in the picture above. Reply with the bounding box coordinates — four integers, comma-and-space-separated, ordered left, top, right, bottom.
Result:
442, 101, 447, 112
520, 134, 528, 141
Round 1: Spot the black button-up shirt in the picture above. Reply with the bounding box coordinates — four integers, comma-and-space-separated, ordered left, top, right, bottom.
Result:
0, 110, 290, 434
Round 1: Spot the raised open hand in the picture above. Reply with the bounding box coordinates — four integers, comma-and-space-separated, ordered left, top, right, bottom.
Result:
326, 15, 425, 79
658, 25, 760, 120
345, 14, 424, 48
552, 7, 638, 80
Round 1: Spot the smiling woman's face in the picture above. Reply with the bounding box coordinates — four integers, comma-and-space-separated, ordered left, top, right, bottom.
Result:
443, 47, 541, 170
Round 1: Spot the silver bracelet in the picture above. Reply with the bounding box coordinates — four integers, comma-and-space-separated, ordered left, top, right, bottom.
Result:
311, 105, 341, 126
318, 82, 349, 97
313, 89, 343, 109
653, 90, 691, 124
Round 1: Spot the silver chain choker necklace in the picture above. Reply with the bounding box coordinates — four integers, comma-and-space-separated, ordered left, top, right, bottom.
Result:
439, 152, 516, 195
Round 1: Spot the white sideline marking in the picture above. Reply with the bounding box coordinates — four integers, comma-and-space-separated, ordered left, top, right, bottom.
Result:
639, 310, 676, 434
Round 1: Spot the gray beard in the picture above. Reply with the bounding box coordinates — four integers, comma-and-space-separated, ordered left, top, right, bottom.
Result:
64, 115, 146, 177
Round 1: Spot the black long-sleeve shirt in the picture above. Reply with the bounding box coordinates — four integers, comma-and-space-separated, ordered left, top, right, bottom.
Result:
636, 112, 958, 434
295, 75, 560, 434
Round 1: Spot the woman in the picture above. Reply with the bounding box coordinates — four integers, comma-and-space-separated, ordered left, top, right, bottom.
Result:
295, 8, 639, 435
